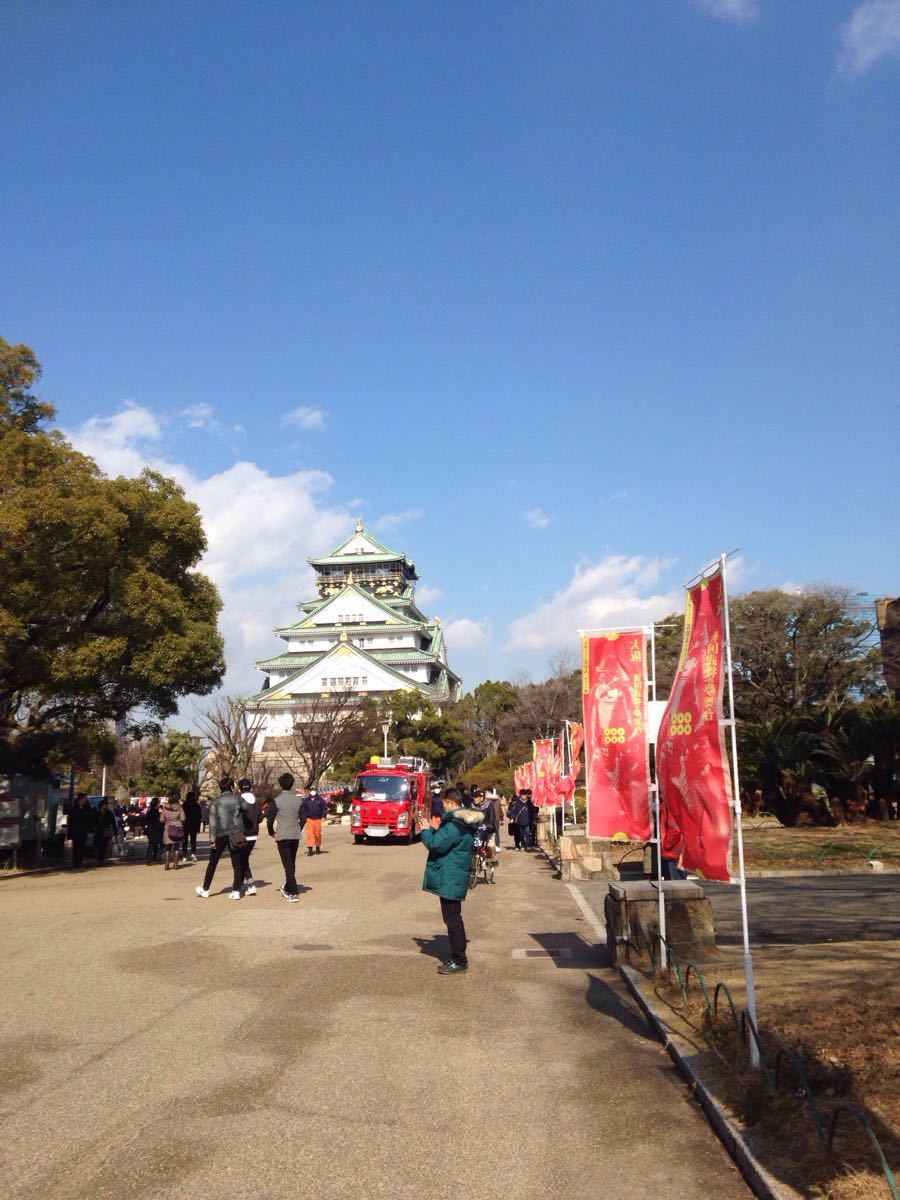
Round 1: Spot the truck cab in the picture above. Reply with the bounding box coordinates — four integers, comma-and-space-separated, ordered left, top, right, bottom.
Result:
351, 756, 430, 843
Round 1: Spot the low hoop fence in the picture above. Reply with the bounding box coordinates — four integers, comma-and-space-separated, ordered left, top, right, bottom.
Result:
620, 925, 897, 1199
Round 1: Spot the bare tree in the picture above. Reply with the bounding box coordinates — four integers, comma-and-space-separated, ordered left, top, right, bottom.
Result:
285, 689, 377, 789
499, 653, 581, 744
195, 696, 267, 783
107, 736, 145, 791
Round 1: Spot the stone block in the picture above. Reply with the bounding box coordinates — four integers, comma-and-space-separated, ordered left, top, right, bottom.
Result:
605, 879, 716, 964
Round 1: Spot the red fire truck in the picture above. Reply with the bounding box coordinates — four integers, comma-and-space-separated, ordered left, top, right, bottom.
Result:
351, 756, 431, 843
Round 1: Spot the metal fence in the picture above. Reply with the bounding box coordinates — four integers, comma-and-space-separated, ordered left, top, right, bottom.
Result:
622, 926, 898, 1199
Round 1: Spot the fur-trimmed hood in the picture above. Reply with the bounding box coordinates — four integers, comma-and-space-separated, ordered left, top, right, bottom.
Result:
446, 807, 485, 828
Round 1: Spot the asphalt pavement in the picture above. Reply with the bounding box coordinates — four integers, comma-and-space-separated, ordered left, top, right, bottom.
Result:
0, 831, 750, 1200
702, 875, 900, 945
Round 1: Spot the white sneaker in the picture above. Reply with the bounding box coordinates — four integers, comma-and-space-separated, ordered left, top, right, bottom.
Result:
190, 854, 198, 862
195, 886, 209, 898
287, 894, 300, 903
229, 890, 242, 900
245, 884, 257, 896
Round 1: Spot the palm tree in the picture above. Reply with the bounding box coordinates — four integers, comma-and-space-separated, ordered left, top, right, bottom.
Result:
855, 696, 900, 818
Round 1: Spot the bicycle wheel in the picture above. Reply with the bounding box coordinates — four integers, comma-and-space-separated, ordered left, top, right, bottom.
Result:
486, 858, 496, 884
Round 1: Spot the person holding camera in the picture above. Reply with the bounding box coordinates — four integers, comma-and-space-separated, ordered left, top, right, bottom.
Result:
417, 786, 484, 976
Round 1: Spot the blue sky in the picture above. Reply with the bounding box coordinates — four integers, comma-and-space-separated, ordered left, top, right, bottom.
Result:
2, 0, 898, 705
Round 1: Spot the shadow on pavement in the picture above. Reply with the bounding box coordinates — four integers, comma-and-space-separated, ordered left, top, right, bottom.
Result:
529, 930, 604, 967
583, 973, 658, 1041
413, 935, 450, 961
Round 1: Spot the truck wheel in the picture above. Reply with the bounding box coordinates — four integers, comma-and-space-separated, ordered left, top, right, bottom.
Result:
354, 834, 364, 845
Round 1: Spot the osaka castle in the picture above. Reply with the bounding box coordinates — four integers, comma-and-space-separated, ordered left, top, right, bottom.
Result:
246, 521, 461, 742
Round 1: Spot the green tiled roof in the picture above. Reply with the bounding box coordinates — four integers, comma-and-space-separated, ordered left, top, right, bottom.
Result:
274, 582, 422, 634
246, 640, 450, 705
255, 652, 320, 670
310, 527, 403, 562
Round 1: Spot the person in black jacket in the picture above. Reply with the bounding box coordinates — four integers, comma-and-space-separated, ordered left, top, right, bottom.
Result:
68, 793, 96, 869
507, 794, 529, 851
525, 790, 539, 849
181, 789, 202, 862
144, 798, 164, 864
95, 799, 117, 865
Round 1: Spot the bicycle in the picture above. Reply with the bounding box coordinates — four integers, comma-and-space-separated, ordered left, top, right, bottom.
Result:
468, 839, 497, 888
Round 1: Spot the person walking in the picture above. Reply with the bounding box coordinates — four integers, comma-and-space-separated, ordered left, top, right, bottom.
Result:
68, 793, 95, 869
507, 793, 529, 850
489, 791, 504, 851
161, 793, 186, 870
237, 778, 261, 894
95, 799, 117, 866
196, 778, 250, 900
525, 790, 539, 850
417, 786, 484, 976
181, 789, 202, 862
200, 798, 210, 832
144, 798, 164, 864
303, 785, 327, 856
266, 772, 305, 903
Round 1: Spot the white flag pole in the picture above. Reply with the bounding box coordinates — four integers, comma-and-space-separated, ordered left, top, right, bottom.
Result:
568, 721, 577, 828
720, 552, 759, 1068
648, 622, 667, 970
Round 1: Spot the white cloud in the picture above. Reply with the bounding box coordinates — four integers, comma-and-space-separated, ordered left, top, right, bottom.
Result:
181, 402, 216, 429
70, 401, 166, 479
376, 507, 423, 529
838, 0, 900, 75
505, 555, 680, 652
416, 585, 443, 608
281, 405, 326, 431
444, 618, 490, 650
523, 508, 551, 530
695, 0, 759, 21
66, 403, 353, 700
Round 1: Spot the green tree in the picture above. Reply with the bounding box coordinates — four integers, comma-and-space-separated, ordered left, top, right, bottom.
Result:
0, 337, 225, 774
462, 753, 514, 794
138, 729, 202, 795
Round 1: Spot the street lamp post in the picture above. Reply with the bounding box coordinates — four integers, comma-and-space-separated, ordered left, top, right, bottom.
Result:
381, 710, 393, 758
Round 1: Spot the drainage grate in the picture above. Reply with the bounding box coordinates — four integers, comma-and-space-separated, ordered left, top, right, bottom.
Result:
293, 944, 333, 951
512, 947, 573, 960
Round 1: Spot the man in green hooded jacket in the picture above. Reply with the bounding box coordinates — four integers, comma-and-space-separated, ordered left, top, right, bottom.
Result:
418, 786, 484, 975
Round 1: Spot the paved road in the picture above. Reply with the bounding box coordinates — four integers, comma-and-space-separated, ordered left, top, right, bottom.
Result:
0, 833, 749, 1200
703, 876, 900, 946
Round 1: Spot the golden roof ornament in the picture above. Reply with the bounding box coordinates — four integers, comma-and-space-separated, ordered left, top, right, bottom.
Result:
356, 517, 364, 532
339, 629, 349, 642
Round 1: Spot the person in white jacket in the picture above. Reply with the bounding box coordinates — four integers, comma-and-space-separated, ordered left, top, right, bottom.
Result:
237, 777, 261, 895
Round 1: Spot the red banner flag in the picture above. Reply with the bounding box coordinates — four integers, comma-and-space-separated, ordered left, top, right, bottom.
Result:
656, 567, 734, 882
532, 739, 555, 806
568, 721, 584, 779
520, 761, 535, 794
582, 631, 651, 839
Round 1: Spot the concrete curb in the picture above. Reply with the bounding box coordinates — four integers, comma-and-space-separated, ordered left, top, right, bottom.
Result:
743, 868, 898, 877
618, 963, 795, 1200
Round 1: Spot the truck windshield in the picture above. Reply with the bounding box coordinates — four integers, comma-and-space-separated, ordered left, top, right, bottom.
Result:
356, 775, 409, 802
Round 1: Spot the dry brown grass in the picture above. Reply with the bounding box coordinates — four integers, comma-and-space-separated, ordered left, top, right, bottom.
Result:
742, 820, 900, 873
631, 942, 900, 1199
